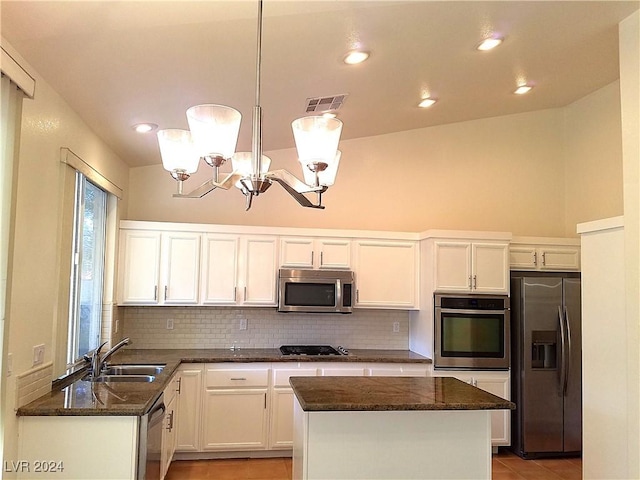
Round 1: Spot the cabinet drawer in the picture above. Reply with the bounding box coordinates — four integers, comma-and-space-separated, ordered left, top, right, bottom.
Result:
272, 367, 317, 387
205, 368, 269, 388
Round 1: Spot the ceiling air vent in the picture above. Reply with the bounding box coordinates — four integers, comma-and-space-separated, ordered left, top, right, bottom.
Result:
304, 94, 348, 114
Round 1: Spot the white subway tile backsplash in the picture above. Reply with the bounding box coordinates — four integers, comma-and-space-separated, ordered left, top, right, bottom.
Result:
122, 307, 409, 350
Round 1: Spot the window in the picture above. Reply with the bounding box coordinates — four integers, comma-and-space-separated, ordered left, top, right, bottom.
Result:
67, 173, 107, 364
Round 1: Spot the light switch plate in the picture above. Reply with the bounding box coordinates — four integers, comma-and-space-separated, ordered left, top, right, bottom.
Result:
32, 344, 45, 366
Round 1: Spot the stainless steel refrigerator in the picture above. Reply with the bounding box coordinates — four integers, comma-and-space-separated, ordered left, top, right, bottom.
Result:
510, 272, 581, 458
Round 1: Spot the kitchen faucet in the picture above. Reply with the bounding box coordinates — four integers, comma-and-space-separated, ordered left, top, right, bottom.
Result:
85, 337, 131, 377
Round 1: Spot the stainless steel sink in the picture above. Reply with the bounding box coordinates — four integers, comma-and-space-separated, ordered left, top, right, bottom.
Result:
103, 364, 166, 376
88, 374, 157, 383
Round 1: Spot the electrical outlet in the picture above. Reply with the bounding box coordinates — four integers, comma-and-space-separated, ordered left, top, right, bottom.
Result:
7, 353, 12, 377
32, 344, 45, 366
239, 318, 248, 330
114, 319, 119, 334
393, 322, 400, 333
166, 319, 174, 330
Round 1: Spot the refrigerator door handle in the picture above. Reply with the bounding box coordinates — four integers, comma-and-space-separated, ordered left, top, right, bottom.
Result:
563, 306, 571, 396
558, 305, 567, 397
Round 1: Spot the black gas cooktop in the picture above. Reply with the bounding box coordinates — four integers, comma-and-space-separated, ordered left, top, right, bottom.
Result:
279, 345, 348, 356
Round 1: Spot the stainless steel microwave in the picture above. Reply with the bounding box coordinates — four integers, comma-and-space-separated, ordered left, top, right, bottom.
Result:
277, 269, 354, 314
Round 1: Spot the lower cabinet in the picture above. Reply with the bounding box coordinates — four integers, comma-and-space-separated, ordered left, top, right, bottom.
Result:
432, 370, 511, 446
168, 361, 433, 460
201, 364, 270, 451
175, 364, 204, 452
161, 373, 181, 479
269, 366, 318, 450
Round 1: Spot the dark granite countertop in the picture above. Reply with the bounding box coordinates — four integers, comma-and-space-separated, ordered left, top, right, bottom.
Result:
17, 348, 430, 417
289, 376, 516, 412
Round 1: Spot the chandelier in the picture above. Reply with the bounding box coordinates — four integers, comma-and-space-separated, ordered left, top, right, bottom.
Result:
156, 0, 343, 210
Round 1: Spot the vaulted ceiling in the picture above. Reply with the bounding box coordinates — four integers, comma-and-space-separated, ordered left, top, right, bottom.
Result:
2, 1, 638, 168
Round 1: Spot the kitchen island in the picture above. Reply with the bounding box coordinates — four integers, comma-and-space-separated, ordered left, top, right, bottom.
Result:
290, 376, 515, 480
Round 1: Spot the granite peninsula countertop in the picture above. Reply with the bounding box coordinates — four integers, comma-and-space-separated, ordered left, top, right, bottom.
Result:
17, 348, 430, 417
289, 376, 516, 412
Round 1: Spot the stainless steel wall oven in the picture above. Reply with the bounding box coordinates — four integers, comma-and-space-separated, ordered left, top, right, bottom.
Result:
434, 293, 510, 370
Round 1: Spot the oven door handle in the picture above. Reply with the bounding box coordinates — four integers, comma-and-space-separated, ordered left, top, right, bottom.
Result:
436, 308, 507, 315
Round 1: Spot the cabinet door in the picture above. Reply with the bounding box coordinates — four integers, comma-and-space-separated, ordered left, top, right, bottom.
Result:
472, 243, 509, 294
509, 246, 538, 270
539, 247, 580, 271
201, 235, 239, 304
433, 371, 510, 446
433, 241, 472, 292
240, 236, 278, 305
474, 375, 511, 446
118, 230, 161, 304
280, 237, 314, 268
162, 232, 201, 304
354, 240, 418, 308
202, 389, 268, 450
317, 239, 351, 269
270, 388, 295, 449
176, 366, 203, 452
161, 387, 178, 479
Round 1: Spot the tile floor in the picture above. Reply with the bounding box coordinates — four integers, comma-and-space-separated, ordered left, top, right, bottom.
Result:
165, 450, 582, 480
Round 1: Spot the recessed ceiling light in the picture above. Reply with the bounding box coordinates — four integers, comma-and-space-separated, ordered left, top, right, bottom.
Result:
343, 50, 370, 65
418, 98, 437, 108
477, 37, 503, 51
132, 123, 158, 133
514, 85, 533, 95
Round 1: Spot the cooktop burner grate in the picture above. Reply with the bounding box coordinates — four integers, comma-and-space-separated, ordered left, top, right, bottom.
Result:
280, 345, 343, 356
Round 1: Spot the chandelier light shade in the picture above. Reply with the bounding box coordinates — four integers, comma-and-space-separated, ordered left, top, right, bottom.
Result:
292, 116, 343, 168
156, 129, 200, 180
232, 151, 272, 179
301, 150, 341, 187
156, 0, 345, 210
186, 104, 242, 164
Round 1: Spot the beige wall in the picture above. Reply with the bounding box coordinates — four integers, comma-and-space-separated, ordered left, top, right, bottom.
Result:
1, 39, 130, 470
127, 87, 623, 237
563, 81, 624, 236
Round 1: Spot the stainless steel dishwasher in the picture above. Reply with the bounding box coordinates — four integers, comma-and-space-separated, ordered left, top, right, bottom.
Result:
137, 393, 165, 480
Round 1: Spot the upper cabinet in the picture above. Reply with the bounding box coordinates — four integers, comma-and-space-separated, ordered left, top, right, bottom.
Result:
433, 240, 509, 294
117, 230, 200, 305
240, 236, 278, 305
199, 234, 279, 306
510, 237, 580, 272
279, 237, 351, 270
353, 240, 419, 309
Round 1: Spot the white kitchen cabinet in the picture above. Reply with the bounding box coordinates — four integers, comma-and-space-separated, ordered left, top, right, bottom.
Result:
270, 366, 318, 450
200, 234, 239, 304
353, 240, 419, 308
434, 240, 509, 294
509, 238, 580, 272
175, 364, 203, 452
366, 363, 429, 377
239, 236, 278, 306
318, 364, 367, 376
161, 373, 181, 479
432, 370, 511, 446
117, 230, 201, 305
118, 230, 162, 304
201, 234, 277, 306
201, 364, 270, 451
280, 237, 351, 270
